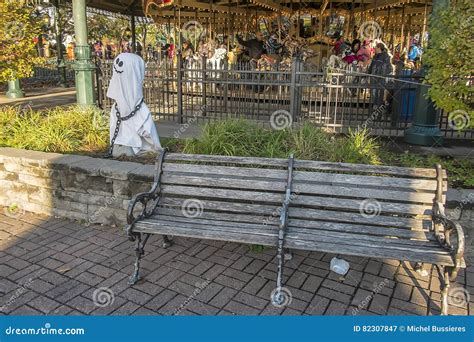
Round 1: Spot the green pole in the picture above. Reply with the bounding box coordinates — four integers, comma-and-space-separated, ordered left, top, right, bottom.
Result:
6, 79, 24, 99
72, 0, 95, 105
404, 0, 447, 146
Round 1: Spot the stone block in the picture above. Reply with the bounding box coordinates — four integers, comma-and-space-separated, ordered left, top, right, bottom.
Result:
87, 204, 125, 225
0, 170, 18, 182
28, 186, 54, 206
52, 208, 88, 221
112, 180, 131, 197
129, 164, 155, 182
100, 160, 141, 180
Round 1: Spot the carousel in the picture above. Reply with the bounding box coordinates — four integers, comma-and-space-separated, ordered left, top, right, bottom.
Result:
34, 0, 445, 140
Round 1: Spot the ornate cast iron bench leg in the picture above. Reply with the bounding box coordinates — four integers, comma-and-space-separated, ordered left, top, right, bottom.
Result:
439, 266, 451, 316
434, 164, 465, 315
129, 233, 151, 285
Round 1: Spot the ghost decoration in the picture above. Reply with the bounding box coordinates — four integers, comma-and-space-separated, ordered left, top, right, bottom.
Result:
106, 53, 161, 157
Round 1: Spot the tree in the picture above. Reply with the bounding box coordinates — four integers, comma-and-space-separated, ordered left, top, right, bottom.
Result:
424, 0, 474, 128
0, 1, 44, 82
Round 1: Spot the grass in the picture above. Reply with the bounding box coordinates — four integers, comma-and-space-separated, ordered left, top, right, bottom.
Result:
380, 151, 474, 188
0, 105, 109, 153
1, 106, 472, 188
183, 119, 382, 165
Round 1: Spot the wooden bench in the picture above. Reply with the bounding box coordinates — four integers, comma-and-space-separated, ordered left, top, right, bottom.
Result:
125, 150, 465, 315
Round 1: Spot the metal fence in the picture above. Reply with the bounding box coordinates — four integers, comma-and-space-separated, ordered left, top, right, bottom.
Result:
23, 58, 75, 87
96, 58, 473, 140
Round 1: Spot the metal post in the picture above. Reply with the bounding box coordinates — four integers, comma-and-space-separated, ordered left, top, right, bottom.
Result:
72, 0, 95, 105
6, 79, 24, 99
201, 56, 207, 117
53, 0, 67, 87
404, 0, 446, 146
177, 52, 183, 124
289, 57, 301, 123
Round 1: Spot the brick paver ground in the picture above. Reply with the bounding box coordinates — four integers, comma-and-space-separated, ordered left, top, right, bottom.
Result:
0, 211, 472, 316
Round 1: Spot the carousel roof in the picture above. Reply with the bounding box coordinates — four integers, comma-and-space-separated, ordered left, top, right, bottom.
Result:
72, 0, 432, 19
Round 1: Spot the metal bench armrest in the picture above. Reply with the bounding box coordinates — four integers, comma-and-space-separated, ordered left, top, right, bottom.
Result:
126, 149, 167, 239
433, 201, 465, 275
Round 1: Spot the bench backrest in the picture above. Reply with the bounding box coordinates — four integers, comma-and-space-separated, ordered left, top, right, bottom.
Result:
156, 153, 446, 231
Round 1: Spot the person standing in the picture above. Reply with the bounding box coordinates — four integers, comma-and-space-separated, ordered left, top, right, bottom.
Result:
368, 42, 393, 111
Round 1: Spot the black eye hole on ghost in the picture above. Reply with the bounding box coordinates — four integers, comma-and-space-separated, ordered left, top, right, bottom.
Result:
114, 58, 124, 74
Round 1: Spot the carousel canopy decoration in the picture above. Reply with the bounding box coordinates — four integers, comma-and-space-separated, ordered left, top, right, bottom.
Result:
143, 0, 174, 15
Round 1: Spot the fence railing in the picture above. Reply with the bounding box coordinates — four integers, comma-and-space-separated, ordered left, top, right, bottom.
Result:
96, 58, 473, 140
23, 58, 75, 86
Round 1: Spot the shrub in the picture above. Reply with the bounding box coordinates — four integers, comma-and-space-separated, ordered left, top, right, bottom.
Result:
0, 105, 109, 153
183, 119, 382, 165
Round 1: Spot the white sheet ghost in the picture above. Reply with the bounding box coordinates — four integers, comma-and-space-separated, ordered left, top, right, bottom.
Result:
106, 53, 161, 156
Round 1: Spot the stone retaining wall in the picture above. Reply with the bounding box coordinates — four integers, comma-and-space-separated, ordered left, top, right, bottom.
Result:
0, 148, 154, 226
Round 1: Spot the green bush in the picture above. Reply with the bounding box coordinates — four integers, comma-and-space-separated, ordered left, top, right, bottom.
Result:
0, 105, 109, 153
381, 151, 474, 189
183, 119, 382, 165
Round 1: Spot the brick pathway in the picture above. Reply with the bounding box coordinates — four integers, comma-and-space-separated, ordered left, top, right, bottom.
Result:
0, 211, 471, 316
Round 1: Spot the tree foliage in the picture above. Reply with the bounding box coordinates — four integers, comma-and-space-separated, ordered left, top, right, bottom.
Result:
0, 1, 44, 82
424, 0, 474, 125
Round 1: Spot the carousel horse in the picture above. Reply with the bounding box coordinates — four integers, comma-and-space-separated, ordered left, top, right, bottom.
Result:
207, 47, 227, 92
183, 53, 202, 92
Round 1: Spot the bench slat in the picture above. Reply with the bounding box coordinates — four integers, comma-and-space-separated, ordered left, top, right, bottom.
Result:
161, 174, 287, 192
159, 198, 278, 216
161, 185, 285, 204
134, 221, 278, 246
291, 194, 432, 216
294, 171, 438, 191
287, 228, 442, 250
165, 153, 288, 168
293, 183, 437, 204
163, 163, 287, 181
289, 207, 432, 230
294, 160, 446, 179
155, 207, 279, 226
285, 238, 455, 266
288, 219, 435, 240
148, 215, 278, 231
